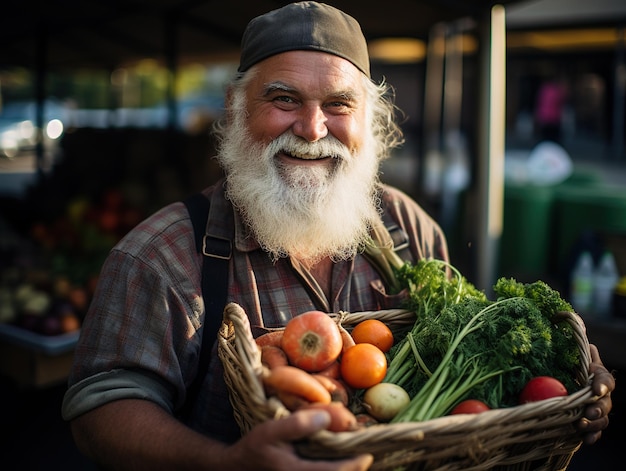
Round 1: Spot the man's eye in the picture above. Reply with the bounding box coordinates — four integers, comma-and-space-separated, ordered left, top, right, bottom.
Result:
327, 101, 352, 112
275, 96, 295, 104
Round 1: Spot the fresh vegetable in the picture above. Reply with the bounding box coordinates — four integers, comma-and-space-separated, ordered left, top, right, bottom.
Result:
262, 365, 332, 404
313, 374, 350, 406
519, 376, 568, 404
255, 330, 284, 348
338, 322, 356, 354
355, 413, 379, 427
450, 399, 490, 415
351, 319, 394, 353
340, 343, 387, 390
59, 312, 81, 333
281, 310, 343, 372
389, 296, 518, 422
368, 257, 581, 422
260, 345, 289, 369
363, 383, 411, 421
277, 390, 310, 411
300, 401, 359, 432
317, 361, 341, 379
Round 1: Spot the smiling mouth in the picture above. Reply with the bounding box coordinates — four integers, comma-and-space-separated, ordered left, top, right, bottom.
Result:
279, 150, 335, 161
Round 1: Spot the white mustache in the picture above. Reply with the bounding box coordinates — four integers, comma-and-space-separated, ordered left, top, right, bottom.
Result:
266, 132, 351, 161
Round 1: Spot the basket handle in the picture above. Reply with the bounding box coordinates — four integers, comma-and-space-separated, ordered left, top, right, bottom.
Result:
221, 302, 264, 373
218, 303, 289, 431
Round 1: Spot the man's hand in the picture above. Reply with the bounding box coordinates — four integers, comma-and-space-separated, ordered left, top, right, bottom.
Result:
227, 409, 373, 471
576, 344, 615, 445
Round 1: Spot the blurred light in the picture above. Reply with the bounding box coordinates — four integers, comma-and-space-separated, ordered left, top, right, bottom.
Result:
1, 130, 18, 158
423, 34, 479, 58
507, 28, 619, 51
111, 68, 128, 87
368, 38, 426, 63
17, 120, 34, 141
46, 119, 64, 139
136, 59, 160, 73
456, 34, 478, 55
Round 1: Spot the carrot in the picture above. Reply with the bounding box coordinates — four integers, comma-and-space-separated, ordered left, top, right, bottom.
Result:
262, 365, 332, 404
255, 330, 284, 348
277, 390, 311, 411
317, 361, 341, 379
300, 401, 359, 432
312, 374, 350, 406
261, 345, 289, 369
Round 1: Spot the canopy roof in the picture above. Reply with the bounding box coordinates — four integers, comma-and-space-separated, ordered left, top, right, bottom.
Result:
1, 0, 512, 70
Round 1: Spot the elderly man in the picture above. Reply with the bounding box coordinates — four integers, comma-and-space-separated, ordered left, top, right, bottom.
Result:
62, 3, 614, 470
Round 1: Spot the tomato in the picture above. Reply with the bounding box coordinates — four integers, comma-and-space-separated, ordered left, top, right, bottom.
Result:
281, 310, 343, 372
351, 319, 394, 353
450, 399, 490, 415
340, 343, 387, 390
519, 376, 568, 404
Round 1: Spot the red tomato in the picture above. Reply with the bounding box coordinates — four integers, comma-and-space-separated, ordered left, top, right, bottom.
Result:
519, 376, 568, 404
281, 311, 343, 372
450, 399, 490, 415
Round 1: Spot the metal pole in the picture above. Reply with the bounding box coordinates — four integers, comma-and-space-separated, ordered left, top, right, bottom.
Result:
612, 25, 625, 161
164, 12, 179, 132
35, 21, 47, 178
421, 23, 446, 198
476, 5, 507, 293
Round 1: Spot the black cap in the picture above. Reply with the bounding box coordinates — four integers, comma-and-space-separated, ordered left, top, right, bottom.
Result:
238, 2, 370, 77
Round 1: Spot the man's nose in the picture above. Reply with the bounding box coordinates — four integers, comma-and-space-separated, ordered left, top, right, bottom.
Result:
292, 104, 328, 142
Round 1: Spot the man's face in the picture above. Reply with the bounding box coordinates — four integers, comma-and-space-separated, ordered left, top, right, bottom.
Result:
242, 50, 368, 176
217, 50, 381, 263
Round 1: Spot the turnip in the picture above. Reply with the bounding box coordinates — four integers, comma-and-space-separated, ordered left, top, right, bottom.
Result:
362, 383, 410, 421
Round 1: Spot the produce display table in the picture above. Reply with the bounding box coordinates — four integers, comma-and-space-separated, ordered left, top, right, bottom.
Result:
0, 323, 79, 388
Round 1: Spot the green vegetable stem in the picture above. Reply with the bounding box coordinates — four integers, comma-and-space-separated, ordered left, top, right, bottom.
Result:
391, 299, 519, 422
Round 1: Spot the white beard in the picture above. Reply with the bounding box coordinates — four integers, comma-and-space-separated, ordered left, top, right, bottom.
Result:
216, 96, 383, 264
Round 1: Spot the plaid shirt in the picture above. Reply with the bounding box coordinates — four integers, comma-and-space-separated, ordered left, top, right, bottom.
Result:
62, 179, 448, 442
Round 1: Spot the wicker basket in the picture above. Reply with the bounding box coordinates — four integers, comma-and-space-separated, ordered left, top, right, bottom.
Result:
217, 302, 599, 471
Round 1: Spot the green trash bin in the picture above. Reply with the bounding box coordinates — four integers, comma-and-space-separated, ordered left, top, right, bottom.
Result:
499, 183, 555, 279
553, 184, 626, 270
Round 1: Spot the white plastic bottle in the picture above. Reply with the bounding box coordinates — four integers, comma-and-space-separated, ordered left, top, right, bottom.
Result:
570, 251, 594, 315
593, 251, 619, 319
